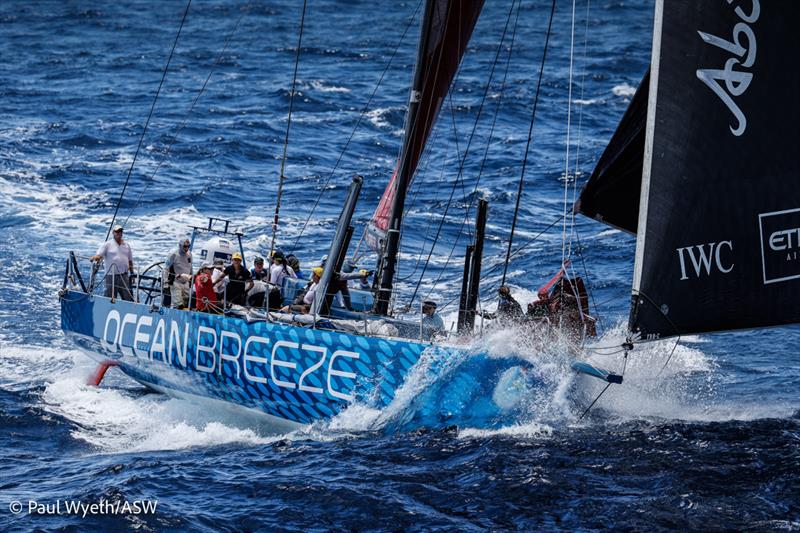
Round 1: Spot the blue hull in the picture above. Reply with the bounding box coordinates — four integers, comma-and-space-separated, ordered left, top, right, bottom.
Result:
60, 290, 432, 427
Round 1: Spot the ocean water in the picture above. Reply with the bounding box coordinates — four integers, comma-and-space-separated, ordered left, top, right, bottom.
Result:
1, 0, 798, 531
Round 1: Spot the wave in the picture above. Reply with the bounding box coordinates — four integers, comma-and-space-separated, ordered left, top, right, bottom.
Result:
612, 83, 637, 98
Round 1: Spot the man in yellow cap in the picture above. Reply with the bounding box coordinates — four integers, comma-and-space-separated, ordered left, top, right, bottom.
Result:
221, 252, 252, 306
281, 266, 323, 313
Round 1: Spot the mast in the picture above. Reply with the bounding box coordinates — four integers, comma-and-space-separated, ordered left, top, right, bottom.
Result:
372, 0, 436, 316
372, 0, 486, 315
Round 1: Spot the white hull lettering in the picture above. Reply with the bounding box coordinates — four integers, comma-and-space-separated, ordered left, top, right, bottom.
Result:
101, 309, 122, 353
219, 331, 242, 379
243, 336, 269, 384
271, 341, 298, 389
168, 320, 189, 368
299, 344, 326, 394
133, 315, 153, 359
100, 310, 366, 401
195, 326, 217, 373
150, 319, 166, 361
118, 313, 138, 357
328, 350, 359, 401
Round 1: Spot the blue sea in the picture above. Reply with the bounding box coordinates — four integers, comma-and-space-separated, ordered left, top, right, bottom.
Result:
1, 1, 798, 530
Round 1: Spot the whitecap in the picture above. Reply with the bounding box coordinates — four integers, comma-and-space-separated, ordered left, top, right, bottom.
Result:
612, 83, 637, 97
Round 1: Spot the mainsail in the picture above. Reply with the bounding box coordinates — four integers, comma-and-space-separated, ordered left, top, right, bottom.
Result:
370, 0, 485, 314
580, 0, 800, 340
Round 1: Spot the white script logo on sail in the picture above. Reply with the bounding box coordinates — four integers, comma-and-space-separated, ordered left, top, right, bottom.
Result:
695, 0, 759, 136
758, 207, 800, 284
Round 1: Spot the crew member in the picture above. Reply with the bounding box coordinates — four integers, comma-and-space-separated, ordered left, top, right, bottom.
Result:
165, 238, 192, 309
251, 256, 269, 281
281, 267, 323, 314
222, 252, 252, 306
482, 285, 523, 323
91, 224, 134, 301
286, 253, 304, 279
194, 263, 218, 313
269, 249, 297, 288
248, 256, 269, 308
421, 300, 444, 339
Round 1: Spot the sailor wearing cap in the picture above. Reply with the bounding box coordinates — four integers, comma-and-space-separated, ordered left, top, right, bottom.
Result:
251, 256, 269, 281
303, 266, 325, 308
280, 266, 324, 314
421, 300, 444, 337
211, 258, 227, 297
165, 237, 193, 309
222, 252, 253, 306
194, 262, 218, 312
90, 223, 134, 301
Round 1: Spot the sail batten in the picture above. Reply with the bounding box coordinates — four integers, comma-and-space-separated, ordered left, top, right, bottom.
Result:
626, 0, 800, 339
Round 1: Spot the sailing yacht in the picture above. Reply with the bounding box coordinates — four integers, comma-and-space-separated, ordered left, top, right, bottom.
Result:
60, 0, 530, 431
60, 0, 795, 430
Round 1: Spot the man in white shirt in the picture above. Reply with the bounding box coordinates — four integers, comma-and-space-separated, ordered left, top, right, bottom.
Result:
91, 224, 134, 301
280, 267, 322, 313
421, 300, 445, 339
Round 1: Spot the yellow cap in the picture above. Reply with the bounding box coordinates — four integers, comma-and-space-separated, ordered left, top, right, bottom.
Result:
312, 267, 324, 277
232, 252, 242, 260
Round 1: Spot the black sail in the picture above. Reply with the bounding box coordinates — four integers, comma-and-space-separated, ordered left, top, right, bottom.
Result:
574, 70, 648, 234
630, 0, 800, 339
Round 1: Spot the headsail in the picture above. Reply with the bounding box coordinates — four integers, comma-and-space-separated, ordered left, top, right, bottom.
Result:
628, 0, 800, 339
574, 70, 649, 235
366, 0, 485, 252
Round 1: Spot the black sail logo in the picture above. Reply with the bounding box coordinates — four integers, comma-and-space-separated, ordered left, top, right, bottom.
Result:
759, 208, 800, 284
695, 0, 759, 136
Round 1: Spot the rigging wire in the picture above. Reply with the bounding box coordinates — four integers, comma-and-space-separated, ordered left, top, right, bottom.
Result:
122, 1, 250, 227
565, 0, 592, 260
559, 0, 578, 268
578, 382, 611, 420
106, 0, 192, 239
500, 0, 558, 286
269, 0, 308, 258
656, 336, 682, 379
574, 228, 604, 332
385, 1, 466, 314
420, 0, 521, 304
290, 0, 424, 254
436, 213, 565, 312
397, 129, 452, 283
404, 91, 470, 307
409, 0, 522, 307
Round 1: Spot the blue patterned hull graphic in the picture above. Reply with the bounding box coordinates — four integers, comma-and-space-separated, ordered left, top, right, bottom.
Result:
60, 290, 431, 425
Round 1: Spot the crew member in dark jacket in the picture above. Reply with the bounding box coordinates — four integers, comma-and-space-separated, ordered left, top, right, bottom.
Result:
222, 252, 253, 306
